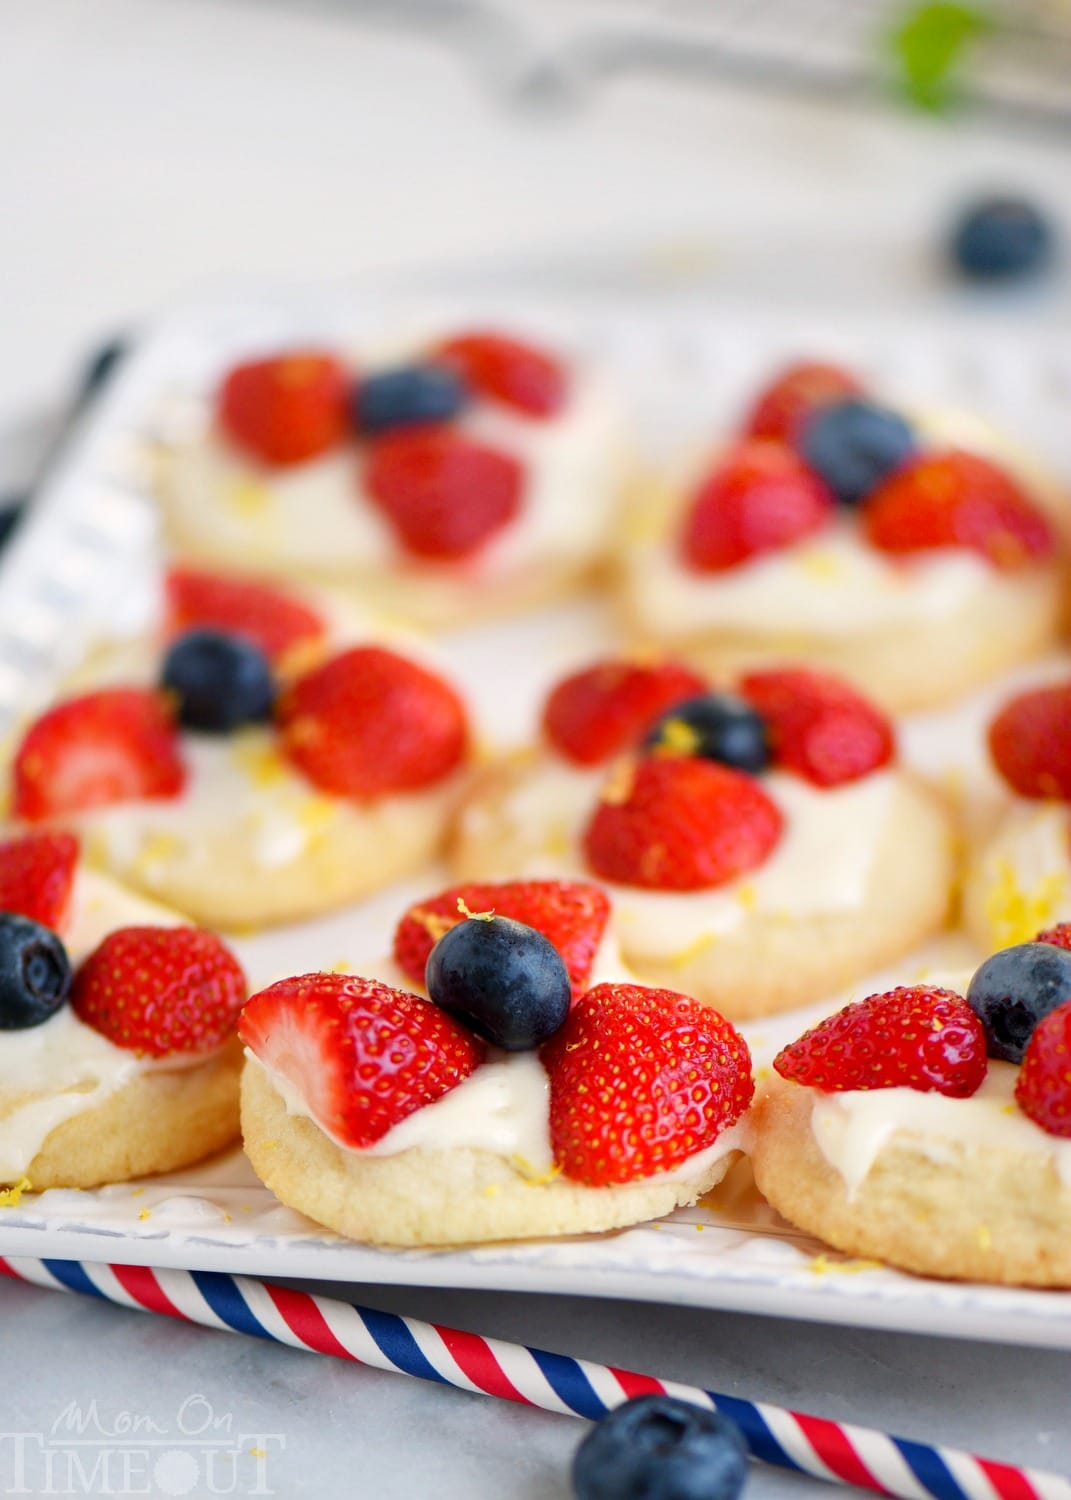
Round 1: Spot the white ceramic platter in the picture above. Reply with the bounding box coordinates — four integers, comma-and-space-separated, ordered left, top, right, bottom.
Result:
0, 293, 1069, 1348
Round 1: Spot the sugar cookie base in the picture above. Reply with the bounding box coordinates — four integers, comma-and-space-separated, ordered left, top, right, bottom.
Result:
78, 774, 467, 931
618, 560, 1062, 715
6, 1039, 243, 1191
750, 1075, 1071, 1287
451, 770, 954, 1020
241, 1061, 736, 1248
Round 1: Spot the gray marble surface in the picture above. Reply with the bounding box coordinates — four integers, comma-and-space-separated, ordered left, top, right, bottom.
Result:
1, 1275, 1068, 1497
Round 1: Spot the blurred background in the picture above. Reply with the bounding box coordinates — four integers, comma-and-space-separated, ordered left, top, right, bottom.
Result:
1, 0, 1068, 488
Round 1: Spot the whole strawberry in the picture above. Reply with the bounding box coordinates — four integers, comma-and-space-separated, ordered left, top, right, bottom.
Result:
239, 972, 485, 1148
0, 831, 79, 932
277, 645, 468, 798
740, 667, 895, 787
773, 985, 988, 1097
583, 756, 783, 891
542, 658, 707, 767
394, 880, 611, 998
72, 926, 247, 1057
988, 684, 1071, 801
542, 983, 753, 1186
1015, 1000, 1071, 1138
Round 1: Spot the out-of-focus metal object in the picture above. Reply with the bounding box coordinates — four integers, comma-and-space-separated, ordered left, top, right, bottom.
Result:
268, 0, 1071, 131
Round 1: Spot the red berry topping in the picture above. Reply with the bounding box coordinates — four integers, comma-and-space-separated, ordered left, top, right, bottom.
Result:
863, 450, 1055, 570
583, 756, 783, 891
543, 658, 708, 767
988, 684, 1071, 801
217, 352, 349, 467
165, 567, 325, 664
743, 361, 864, 444
1037, 922, 1071, 952
542, 982, 753, 1185
774, 985, 988, 1096
240, 971, 485, 1148
12, 689, 186, 822
680, 440, 834, 573
72, 926, 247, 1057
365, 425, 523, 559
394, 879, 611, 998
434, 331, 567, 417
740, 667, 895, 787
1016, 1000, 1071, 1138
0, 831, 79, 932
278, 645, 468, 798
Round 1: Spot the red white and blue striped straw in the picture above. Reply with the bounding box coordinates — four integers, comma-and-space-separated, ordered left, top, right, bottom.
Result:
1, 1255, 1066, 1500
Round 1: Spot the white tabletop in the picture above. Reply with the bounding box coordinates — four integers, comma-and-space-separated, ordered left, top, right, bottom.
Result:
0, 2, 1069, 1496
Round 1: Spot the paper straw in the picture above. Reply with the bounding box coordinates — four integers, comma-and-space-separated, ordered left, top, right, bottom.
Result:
1, 1256, 1066, 1500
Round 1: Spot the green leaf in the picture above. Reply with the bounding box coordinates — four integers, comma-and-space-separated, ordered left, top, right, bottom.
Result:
888, 1, 994, 112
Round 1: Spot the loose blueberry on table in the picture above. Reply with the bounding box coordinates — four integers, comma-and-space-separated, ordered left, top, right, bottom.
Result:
572, 1395, 749, 1500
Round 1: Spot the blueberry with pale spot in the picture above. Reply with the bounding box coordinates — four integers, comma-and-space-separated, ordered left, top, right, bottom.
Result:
425, 914, 570, 1050
966, 941, 1071, 1062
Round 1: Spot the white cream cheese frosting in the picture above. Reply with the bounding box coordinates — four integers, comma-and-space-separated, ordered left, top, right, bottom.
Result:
167, 366, 626, 580
0, 866, 199, 1179
809, 1062, 1071, 1199
462, 761, 897, 957
970, 800, 1071, 951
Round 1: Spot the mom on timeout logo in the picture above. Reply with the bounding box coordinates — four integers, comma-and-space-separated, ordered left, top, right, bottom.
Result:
0, 1393, 285, 1496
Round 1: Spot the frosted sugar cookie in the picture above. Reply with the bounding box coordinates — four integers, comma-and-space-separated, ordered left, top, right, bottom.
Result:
618, 361, 1064, 711
0, 828, 246, 1189
159, 331, 628, 627
750, 929, 1071, 1285
240, 883, 752, 1246
451, 656, 953, 1017
8, 568, 472, 929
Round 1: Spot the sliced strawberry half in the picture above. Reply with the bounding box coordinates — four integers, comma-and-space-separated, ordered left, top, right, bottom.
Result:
542, 982, 753, 1185
743, 361, 864, 444
394, 879, 611, 998
217, 351, 350, 466
988, 683, 1071, 801
239, 971, 485, 1148
433, 331, 567, 417
680, 440, 834, 573
863, 449, 1055, 570
72, 926, 247, 1057
583, 756, 783, 891
277, 645, 468, 798
773, 985, 988, 1097
165, 567, 325, 664
364, 425, 523, 560
12, 689, 186, 822
542, 658, 708, 767
740, 667, 895, 787
0, 830, 80, 932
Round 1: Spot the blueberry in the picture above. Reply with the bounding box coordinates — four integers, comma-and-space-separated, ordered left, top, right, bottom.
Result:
645, 693, 769, 774
951, 197, 1054, 281
966, 941, 1071, 1062
161, 630, 275, 734
354, 364, 468, 433
425, 914, 570, 1050
0, 913, 71, 1030
573, 1395, 748, 1500
800, 399, 915, 507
